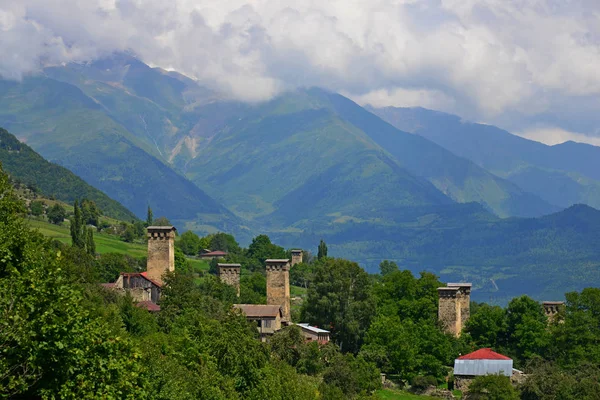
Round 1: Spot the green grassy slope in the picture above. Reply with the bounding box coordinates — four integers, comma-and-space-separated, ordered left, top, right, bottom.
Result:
370, 106, 600, 210
27, 219, 147, 257
0, 127, 136, 221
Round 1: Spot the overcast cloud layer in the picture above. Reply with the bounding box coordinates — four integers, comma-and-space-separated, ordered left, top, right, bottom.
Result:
2, 0, 600, 144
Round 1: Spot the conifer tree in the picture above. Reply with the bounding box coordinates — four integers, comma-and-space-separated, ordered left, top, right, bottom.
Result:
86, 227, 96, 256
317, 239, 328, 260
70, 201, 85, 248
146, 206, 153, 227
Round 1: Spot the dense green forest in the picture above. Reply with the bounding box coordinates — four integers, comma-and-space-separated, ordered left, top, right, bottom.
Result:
0, 127, 136, 221
3, 161, 600, 399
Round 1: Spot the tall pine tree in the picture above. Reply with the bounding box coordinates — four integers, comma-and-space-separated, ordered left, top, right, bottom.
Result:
86, 227, 96, 256
70, 200, 85, 249
317, 239, 328, 260
146, 206, 153, 227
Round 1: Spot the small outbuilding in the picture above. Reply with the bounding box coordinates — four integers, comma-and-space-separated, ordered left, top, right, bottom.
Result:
234, 304, 283, 341
296, 323, 330, 344
453, 348, 513, 391
199, 250, 228, 259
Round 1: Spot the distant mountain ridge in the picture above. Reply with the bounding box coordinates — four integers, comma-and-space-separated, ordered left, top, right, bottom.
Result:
0, 127, 136, 221
369, 106, 600, 211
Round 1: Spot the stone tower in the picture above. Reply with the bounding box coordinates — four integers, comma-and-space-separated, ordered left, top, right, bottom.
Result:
543, 301, 564, 323
438, 283, 471, 337
448, 283, 472, 327
291, 249, 303, 266
266, 259, 291, 321
146, 226, 176, 285
218, 263, 241, 296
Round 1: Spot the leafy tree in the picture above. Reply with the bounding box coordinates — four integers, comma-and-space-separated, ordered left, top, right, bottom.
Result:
301, 258, 375, 353
86, 227, 96, 256
121, 224, 136, 243
239, 272, 267, 304
153, 216, 171, 226
290, 262, 315, 288
379, 260, 398, 276
80, 199, 101, 226
177, 230, 202, 255
520, 360, 600, 400
465, 304, 508, 350
321, 353, 381, 398
30, 200, 44, 216
47, 203, 66, 224
466, 375, 519, 400
96, 253, 142, 283
506, 296, 550, 363
70, 200, 85, 248
146, 205, 153, 226
209, 232, 240, 253
317, 239, 328, 260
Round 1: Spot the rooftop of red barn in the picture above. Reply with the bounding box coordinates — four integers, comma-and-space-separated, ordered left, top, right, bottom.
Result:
457, 348, 511, 360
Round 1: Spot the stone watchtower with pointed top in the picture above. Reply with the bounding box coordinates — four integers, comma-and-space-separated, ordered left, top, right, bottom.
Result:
218, 263, 241, 296
438, 283, 472, 337
266, 259, 291, 321
146, 226, 177, 285
291, 249, 303, 266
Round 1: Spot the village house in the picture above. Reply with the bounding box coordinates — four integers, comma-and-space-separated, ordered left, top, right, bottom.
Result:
453, 348, 513, 391
199, 250, 228, 259
296, 323, 330, 344
233, 304, 284, 341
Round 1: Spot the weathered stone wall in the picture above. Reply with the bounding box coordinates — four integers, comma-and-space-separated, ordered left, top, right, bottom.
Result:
438, 288, 461, 337
291, 250, 303, 266
543, 301, 564, 324
218, 264, 240, 296
266, 260, 291, 321
147, 227, 176, 285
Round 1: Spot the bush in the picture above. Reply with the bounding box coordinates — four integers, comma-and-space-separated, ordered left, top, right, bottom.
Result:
30, 200, 44, 216
411, 375, 438, 391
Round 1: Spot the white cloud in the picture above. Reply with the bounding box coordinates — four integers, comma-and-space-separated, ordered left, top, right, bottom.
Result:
516, 126, 600, 147
1, 0, 600, 132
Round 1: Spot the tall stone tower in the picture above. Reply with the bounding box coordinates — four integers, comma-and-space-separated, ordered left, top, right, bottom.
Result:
291, 250, 303, 266
218, 263, 241, 296
146, 226, 176, 285
438, 283, 471, 337
266, 259, 291, 321
448, 283, 472, 327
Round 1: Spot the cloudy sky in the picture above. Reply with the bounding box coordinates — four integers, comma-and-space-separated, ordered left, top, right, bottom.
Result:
2, 0, 600, 145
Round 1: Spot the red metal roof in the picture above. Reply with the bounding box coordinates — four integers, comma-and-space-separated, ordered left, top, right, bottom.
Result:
120, 271, 163, 288
136, 301, 161, 312
458, 348, 511, 360
201, 251, 228, 257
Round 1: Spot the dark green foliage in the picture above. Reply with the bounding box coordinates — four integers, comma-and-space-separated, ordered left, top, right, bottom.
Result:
379, 260, 398, 276
302, 258, 375, 353
209, 232, 241, 253
47, 203, 66, 224
0, 127, 136, 221
467, 375, 519, 400
86, 227, 96, 256
321, 353, 381, 398
239, 272, 267, 304
153, 216, 171, 226
95, 253, 143, 283
411, 375, 438, 390
520, 361, 600, 400
70, 200, 85, 248
318, 239, 328, 260
80, 199, 100, 226
146, 205, 153, 226
246, 234, 286, 271
176, 230, 202, 255
30, 200, 44, 216
505, 296, 550, 363
465, 304, 508, 349
290, 262, 315, 288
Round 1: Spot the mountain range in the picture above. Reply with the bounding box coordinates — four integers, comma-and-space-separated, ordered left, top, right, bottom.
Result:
2, 53, 600, 302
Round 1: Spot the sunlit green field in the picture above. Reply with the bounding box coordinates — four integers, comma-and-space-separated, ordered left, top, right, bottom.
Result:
27, 218, 147, 257
376, 390, 437, 399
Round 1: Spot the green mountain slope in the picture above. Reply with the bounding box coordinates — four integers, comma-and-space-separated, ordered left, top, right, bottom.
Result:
369, 106, 600, 210
0, 76, 238, 233
185, 94, 452, 223
0, 126, 136, 220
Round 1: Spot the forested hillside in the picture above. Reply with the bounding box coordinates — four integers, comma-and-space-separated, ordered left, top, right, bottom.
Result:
0, 127, 136, 221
